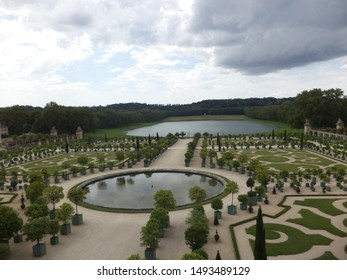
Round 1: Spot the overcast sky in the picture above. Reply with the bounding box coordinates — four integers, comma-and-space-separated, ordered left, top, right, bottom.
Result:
1, 0, 347, 107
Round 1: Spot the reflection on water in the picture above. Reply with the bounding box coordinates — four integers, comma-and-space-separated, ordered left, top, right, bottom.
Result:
126, 120, 278, 137
84, 172, 224, 209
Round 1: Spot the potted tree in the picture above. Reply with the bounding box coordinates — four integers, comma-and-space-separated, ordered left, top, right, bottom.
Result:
48, 219, 60, 245
153, 190, 176, 227
67, 187, 89, 225
224, 181, 239, 215
22, 217, 49, 257
56, 202, 75, 235
255, 185, 265, 202
150, 208, 170, 229
77, 156, 89, 175
140, 219, 161, 260
0, 205, 23, 248
237, 194, 248, 210
43, 185, 64, 219
246, 177, 257, 206
211, 198, 223, 219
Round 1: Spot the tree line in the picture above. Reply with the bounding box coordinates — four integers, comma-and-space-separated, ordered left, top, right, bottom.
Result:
0, 98, 291, 136
245, 88, 347, 129
1, 88, 345, 136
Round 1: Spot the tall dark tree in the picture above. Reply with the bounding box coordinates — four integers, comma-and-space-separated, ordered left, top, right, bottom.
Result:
254, 206, 267, 260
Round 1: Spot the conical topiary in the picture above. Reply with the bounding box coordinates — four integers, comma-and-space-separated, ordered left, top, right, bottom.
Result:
215, 250, 221, 260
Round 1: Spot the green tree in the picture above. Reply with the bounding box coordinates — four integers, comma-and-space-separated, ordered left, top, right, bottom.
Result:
256, 165, 270, 187
43, 185, 64, 211
254, 206, 267, 260
185, 223, 209, 250
67, 187, 88, 214
128, 253, 142, 260
153, 190, 176, 210
150, 208, 170, 228
56, 203, 75, 225
26, 181, 47, 203
0, 205, 23, 241
77, 156, 89, 167
211, 198, 223, 212
22, 217, 50, 246
24, 203, 49, 221
189, 186, 206, 203
224, 181, 239, 205
140, 219, 161, 249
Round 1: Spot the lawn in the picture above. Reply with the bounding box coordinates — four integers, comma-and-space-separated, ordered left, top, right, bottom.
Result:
294, 198, 346, 216
246, 223, 332, 256
234, 149, 341, 173
287, 209, 347, 237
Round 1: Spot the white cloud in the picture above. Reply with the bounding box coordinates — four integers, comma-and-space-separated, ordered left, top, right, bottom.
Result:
0, 0, 346, 107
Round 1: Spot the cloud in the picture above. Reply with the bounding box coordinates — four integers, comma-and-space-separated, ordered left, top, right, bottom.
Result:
188, 0, 347, 74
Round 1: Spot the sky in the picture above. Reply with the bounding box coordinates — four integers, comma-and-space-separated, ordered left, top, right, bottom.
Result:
1, 0, 347, 107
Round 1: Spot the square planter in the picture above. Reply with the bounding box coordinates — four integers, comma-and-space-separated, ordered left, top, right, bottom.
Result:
240, 203, 247, 211
50, 236, 59, 245
60, 223, 71, 235
54, 177, 60, 183
144, 248, 156, 260
214, 210, 222, 219
13, 234, 23, 243
33, 243, 46, 257
247, 196, 257, 206
72, 214, 83, 225
227, 205, 237, 215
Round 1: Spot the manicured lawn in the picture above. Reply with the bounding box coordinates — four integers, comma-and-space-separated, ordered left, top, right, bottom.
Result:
294, 199, 346, 216
235, 149, 342, 173
246, 223, 332, 256
314, 251, 338, 260
287, 209, 347, 237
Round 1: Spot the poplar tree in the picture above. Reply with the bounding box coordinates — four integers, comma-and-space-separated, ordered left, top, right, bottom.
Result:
254, 206, 267, 260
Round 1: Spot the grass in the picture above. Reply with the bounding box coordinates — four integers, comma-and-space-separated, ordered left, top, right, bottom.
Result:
246, 223, 332, 256
313, 251, 338, 260
287, 209, 347, 237
294, 199, 346, 216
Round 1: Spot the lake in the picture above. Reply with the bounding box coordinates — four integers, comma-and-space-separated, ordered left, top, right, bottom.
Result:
126, 120, 277, 137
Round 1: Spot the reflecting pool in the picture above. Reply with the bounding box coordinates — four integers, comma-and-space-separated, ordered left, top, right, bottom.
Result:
83, 171, 224, 210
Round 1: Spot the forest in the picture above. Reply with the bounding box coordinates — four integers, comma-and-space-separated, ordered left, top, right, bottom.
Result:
0, 88, 345, 136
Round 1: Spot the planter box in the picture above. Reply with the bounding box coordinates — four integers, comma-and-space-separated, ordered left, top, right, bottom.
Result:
227, 205, 237, 215
63, 174, 69, 180
13, 235, 23, 243
33, 243, 46, 257
144, 248, 156, 260
50, 236, 59, 245
210, 163, 215, 169
54, 177, 60, 183
60, 224, 71, 235
201, 162, 206, 168
89, 168, 94, 174
256, 195, 263, 202
80, 169, 86, 175
240, 203, 247, 211
247, 196, 257, 206
99, 166, 105, 172
214, 210, 222, 219
72, 214, 83, 225
127, 162, 133, 168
